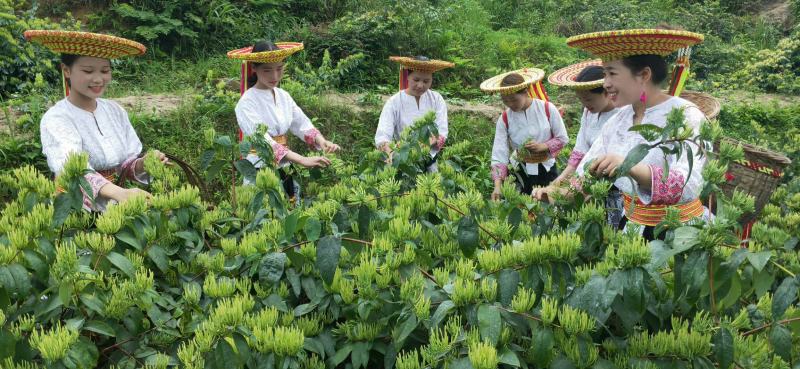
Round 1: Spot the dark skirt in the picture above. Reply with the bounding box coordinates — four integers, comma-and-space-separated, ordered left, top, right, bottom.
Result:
514, 163, 559, 195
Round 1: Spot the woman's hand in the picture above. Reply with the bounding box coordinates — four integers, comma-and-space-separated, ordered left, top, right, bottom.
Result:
491, 187, 502, 201
106, 186, 152, 203
587, 154, 625, 178
532, 186, 561, 203
523, 141, 549, 153
321, 140, 340, 154
298, 156, 332, 168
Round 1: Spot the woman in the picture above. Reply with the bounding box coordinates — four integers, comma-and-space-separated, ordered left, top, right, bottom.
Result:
534, 29, 708, 240
481, 68, 568, 201
548, 60, 623, 227
375, 56, 453, 172
26, 30, 168, 212
229, 40, 340, 198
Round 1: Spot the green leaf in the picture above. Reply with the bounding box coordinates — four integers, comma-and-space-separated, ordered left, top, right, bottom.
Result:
392, 314, 417, 349
284, 211, 300, 239
316, 236, 341, 285
477, 304, 501, 345
116, 230, 143, 250
328, 344, 353, 367
457, 215, 479, 257
712, 327, 734, 369
508, 207, 522, 231
106, 252, 135, 278
0, 328, 16, 360
84, 320, 116, 337
692, 357, 715, 369
59, 282, 74, 306
79, 294, 106, 315
351, 341, 370, 369
772, 276, 799, 320
499, 348, 520, 367
234, 159, 257, 183
498, 269, 520, 306
147, 245, 169, 272
259, 253, 287, 285
746, 251, 772, 272
769, 324, 792, 362
304, 217, 321, 242
614, 143, 650, 179
671, 226, 700, 254
628, 123, 663, 141
430, 300, 455, 328
357, 205, 371, 238
53, 192, 73, 227
62, 337, 99, 369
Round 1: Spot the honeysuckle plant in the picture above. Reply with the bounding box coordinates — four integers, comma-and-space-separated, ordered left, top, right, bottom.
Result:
0, 111, 798, 369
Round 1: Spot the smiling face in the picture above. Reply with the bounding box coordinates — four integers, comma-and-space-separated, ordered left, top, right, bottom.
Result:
405, 70, 433, 97
602, 59, 650, 107
62, 56, 112, 100
575, 89, 612, 113
253, 62, 285, 89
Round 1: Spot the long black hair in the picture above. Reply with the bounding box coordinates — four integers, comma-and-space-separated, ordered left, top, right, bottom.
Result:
247, 40, 280, 88
575, 65, 606, 94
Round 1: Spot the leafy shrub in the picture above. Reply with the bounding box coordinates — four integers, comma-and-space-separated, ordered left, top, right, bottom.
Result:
0, 0, 80, 97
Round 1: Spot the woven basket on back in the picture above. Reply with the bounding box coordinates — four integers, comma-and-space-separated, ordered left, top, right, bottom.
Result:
716, 137, 791, 224
679, 90, 721, 120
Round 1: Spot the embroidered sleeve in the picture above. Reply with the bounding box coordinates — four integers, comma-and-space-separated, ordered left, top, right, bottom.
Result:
304, 128, 321, 148
436, 135, 446, 150
544, 102, 569, 158
568, 150, 585, 168
272, 143, 290, 165
491, 164, 508, 181
119, 156, 150, 184
544, 137, 566, 157
81, 172, 111, 210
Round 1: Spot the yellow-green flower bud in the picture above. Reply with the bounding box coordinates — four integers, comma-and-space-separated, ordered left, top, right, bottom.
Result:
540, 297, 558, 326
481, 278, 498, 302
28, 323, 79, 363
559, 305, 595, 335
396, 350, 421, 369
511, 287, 536, 313
468, 341, 498, 369
414, 294, 431, 320
183, 282, 201, 306
451, 278, 480, 307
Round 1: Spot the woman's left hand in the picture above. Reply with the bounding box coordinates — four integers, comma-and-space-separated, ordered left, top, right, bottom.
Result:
523, 141, 549, 153
152, 150, 169, 164
321, 140, 340, 153
588, 154, 624, 177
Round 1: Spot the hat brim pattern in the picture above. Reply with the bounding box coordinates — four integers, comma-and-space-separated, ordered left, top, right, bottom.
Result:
389, 56, 454, 73
548, 60, 605, 90
24, 30, 146, 59
227, 42, 304, 63
566, 29, 704, 60
480, 68, 546, 95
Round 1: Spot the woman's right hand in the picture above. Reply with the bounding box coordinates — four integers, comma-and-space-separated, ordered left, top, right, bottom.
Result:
113, 187, 152, 203
491, 187, 502, 201
299, 156, 332, 168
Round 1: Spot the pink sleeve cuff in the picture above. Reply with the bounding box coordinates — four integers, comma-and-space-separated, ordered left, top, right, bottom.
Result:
119, 156, 149, 184
83, 173, 111, 209
437, 136, 446, 150
304, 128, 321, 148
272, 143, 290, 165
567, 150, 585, 168
650, 164, 685, 205
491, 164, 508, 181
544, 138, 565, 158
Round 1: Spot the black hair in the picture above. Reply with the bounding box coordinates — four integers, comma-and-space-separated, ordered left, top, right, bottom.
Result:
60, 54, 81, 67
575, 65, 606, 94
500, 73, 529, 96
620, 54, 668, 85
247, 40, 281, 88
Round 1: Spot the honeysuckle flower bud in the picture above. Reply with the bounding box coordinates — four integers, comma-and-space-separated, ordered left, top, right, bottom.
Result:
338, 278, 356, 304
432, 267, 449, 287
396, 350, 421, 369
61, 152, 90, 183
0, 244, 17, 266
413, 294, 431, 320
0, 310, 5, 326
606, 237, 651, 269
563, 336, 598, 368
451, 278, 480, 307
400, 272, 425, 302
28, 322, 79, 363
699, 119, 723, 142
455, 259, 476, 279
511, 287, 536, 313
294, 314, 323, 336
182, 282, 201, 306
6, 229, 28, 252
51, 242, 78, 282
481, 278, 497, 302
376, 270, 393, 289
74, 231, 114, 255
255, 168, 281, 192
468, 341, 498, 369
559, 305, 595, 335
421, 327, 452, 365
540, 297, 558, 326
204, 272, 237, 298
176, 341, 205, 369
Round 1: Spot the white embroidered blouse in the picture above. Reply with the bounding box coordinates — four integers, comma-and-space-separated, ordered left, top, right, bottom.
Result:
40, 98, 149, 211
575, 96, 708, 205
567, 107, 621, 168
374, 89, 449, 155
235, 87, 321, 168
490, 100, 569, 179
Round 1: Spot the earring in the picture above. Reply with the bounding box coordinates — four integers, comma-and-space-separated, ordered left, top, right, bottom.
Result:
639, 90, 647, 104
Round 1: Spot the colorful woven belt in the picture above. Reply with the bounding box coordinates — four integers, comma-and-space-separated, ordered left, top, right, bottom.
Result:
250, 134, 288, 155
622, 194, 704, 227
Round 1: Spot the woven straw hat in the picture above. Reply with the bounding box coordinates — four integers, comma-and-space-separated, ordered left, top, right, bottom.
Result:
566, 29, 704, 60
24, 30, 146, 59
227, 42, 304, 63
548, 60, 605, 90
480, 68, 545, 95
389, 56, 454, 73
